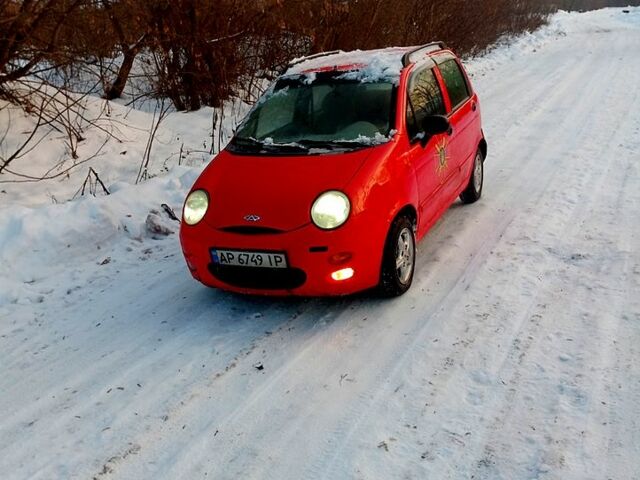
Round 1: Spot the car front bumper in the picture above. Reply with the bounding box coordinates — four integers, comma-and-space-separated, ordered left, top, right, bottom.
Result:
179, 218, 385, 296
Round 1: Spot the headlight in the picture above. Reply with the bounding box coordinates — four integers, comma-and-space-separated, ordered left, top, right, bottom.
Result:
311, 191, 350, 230
183, 189, 209, 225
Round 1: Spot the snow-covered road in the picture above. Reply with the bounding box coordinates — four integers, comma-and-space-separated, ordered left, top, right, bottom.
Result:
1, 8, 639, 480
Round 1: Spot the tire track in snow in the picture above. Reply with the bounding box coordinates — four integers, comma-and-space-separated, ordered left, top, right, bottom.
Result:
110, 37, 600, 480
0, 257, 317, 479
117, 22, 632, 480
84, 299, 356, 480
309, 30, 611, 480
463, 34, 637, 478
154, 27, 612, 480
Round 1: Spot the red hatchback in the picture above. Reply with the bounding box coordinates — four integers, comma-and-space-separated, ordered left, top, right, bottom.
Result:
180, 42, 487, 297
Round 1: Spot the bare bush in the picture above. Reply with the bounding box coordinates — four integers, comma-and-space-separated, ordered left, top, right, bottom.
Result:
0, 0, 86, 97
136, 97, 169, 184
2, 0, 639, 181
0, 0, 565, 117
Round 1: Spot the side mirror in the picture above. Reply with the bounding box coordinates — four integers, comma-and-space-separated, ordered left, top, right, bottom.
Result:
421, 115, 450, 137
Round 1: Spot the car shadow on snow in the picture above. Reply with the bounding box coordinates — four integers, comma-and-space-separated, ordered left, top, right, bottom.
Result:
171, 279, 395, 345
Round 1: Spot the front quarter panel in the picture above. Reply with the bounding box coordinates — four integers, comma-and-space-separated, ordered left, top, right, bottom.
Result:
345, 138, 419, 274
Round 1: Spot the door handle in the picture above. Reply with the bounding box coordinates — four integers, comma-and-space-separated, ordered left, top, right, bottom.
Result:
471, 102, 477, 112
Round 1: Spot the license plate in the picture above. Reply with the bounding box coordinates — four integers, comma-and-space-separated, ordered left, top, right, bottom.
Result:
211, 249, 288, 269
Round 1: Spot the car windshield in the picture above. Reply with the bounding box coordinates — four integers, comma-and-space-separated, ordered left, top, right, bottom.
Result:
230, 72, 395, 154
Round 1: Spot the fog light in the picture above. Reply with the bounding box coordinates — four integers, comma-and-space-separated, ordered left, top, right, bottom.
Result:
331, 268, 354, 281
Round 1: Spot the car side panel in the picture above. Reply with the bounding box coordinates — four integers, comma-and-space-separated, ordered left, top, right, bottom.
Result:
408, 134, 454, 234
459, 59, 485, 185
397, 65, 458, 236
345, 139, 420, 274
432, 60, 469, 188
460, 59, 484, 188
407, 53, 485, 239
457, 96, 484, 191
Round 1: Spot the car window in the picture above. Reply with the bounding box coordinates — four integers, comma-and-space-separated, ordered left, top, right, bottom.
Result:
406, 67, 446, 140
438, 59, 471, 110
233, 74, 395, 150
255, 87, 298, 138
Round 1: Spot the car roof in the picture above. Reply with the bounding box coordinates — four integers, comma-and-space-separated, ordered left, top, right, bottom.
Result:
285, 43, 449, 79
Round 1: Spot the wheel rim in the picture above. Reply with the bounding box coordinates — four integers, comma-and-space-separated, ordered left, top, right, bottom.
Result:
395, 227, 414, 285
473, 152, 483, 193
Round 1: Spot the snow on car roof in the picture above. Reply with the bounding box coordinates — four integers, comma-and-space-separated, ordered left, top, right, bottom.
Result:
286, 47, 413, 83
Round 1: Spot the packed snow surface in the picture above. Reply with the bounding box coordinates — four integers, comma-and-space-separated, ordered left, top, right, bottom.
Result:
1, 7, 640, 480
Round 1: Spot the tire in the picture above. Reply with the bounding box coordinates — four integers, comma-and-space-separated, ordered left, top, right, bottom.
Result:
460, 148, 484, 204
379, 215, 416, 297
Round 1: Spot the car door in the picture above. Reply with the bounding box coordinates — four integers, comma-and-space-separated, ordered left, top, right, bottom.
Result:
435, 56, 477, 192
405, 65, 454, 232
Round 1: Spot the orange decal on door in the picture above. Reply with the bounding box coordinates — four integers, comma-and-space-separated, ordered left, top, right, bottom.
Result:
435, 138, 449, 178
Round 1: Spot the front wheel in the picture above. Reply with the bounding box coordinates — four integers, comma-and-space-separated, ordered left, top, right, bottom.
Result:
379, 215, 416, 297
460, 149, 484, 204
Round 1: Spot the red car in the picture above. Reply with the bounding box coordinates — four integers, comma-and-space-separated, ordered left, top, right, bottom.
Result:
180, 42, 487, 297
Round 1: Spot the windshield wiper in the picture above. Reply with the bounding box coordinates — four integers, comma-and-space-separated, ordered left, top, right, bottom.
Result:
232, 137, 263, 147
229, 137, 265, 152
297, 139, 368, 150
231, 137, 309, 154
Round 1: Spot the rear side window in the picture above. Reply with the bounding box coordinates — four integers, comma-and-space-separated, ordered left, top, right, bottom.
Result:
438, 59, 471, 110
406, 68, 445, 139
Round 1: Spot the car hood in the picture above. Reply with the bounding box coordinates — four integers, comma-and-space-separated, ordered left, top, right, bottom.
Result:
196, 148, 372, 232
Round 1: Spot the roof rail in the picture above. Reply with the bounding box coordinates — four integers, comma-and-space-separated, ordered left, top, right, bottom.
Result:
287, 50, 343, 69
402, 42, 447, 67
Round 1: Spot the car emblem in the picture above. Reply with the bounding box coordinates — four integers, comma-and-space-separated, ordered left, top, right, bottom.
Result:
244, 214, 262, 222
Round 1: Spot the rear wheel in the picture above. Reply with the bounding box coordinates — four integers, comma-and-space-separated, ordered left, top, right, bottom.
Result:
460, 149, 484, 204
379, 215, 416, 297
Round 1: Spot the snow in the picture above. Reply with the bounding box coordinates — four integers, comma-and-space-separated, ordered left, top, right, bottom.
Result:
2, 7, 640, 480
286, 46, 408, 83
0, 94, 250, 208
339, 130, 397, 146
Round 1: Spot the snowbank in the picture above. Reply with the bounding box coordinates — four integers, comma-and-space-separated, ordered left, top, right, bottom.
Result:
0, 167, 199, 305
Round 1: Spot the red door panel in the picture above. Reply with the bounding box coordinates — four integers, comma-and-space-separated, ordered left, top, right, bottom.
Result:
435, 57, 480, 194
409, 134, 453, 232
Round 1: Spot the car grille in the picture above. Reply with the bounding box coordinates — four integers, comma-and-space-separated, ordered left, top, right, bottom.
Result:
208, 263, 306, 290
219, 226, 284, 235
